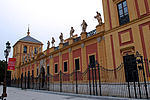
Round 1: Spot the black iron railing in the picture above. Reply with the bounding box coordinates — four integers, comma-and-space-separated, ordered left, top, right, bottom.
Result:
10, 59, 150, 99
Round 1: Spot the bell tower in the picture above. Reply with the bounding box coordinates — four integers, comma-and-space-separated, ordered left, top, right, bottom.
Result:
12, 27, 43, 79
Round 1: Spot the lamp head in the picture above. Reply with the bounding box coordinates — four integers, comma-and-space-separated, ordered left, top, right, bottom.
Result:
6, 41, 11, 53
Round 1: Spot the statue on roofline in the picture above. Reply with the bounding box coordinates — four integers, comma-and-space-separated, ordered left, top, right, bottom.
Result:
51, 37, 55, 47
70, 27, 75, 38
59, 33, 63, 43
47, 41, 50, 49
94, 11, 103, 25
81, 20, 88, 32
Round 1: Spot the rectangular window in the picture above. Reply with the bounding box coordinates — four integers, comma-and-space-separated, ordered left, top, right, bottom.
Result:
24, 46, 27, 53
47, 65, 49, 75
64, 61, 68, 72
55, 64, 58, 73
75, 59, 80, 71
117, 0, 129, 25
34, 48, 37, 54
89, 55, 95, 67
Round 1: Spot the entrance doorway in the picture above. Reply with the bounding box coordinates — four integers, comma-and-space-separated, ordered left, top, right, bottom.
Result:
41, 67, 45, 88
123, 54, 139, 82
27, 71, 30, 89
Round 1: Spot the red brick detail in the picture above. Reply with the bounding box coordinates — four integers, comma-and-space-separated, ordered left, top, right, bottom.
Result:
118, 28, 134, 46
139, 21, 150, 77
22, 68, 24, 72
107, 0, 112, 29
28, 66, 30, 71
54, 56, 59, 63
53, 56, 59, 75
62, 53, 69, 74
86, 43, 98, 66
135, 0, 150, 18
62, 53, 69, 61
53, 74, 59, 81
110, 35, 117, 78
86, 43, 99, 80
62, 73, 70, 81
32, 64, 34, 70
73, 71, 83, 80
73, 48, 82, 72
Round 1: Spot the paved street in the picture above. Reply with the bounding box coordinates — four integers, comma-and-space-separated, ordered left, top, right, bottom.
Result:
0, 85, 145, 100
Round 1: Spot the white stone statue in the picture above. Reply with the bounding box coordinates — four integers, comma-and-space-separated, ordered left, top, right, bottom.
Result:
47, 41, 50, 49
51, 37, 55, 47
81, 20, 88, 32
94, 11, 103, 25
70, 27, 75, 38
59, 33, 63, 43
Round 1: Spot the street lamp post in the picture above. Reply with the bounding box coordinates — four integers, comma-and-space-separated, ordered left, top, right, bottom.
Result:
2, 41, 11, 98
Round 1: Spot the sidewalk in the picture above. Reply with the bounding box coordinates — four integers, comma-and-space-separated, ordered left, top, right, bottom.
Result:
0, 86, 147, 100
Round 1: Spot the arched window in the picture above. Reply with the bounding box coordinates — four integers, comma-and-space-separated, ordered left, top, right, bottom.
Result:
24, 46, 27, 53
34, 47, 37, 54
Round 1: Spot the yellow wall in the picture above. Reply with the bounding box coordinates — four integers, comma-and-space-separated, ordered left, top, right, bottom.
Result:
12, 36, 43, 79
12, 0, 150, 82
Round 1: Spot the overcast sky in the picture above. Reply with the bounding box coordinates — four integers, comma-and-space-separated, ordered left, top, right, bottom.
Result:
0, 0, 104, 60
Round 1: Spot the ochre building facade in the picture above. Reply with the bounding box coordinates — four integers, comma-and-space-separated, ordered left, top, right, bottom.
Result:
12, 0, 150, 82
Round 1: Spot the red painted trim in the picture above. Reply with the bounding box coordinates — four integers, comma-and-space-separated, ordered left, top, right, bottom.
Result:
107, 0, 112, 29
86, 43, 98, 67
135, 0, 140, 18
139, 21, 150, 77
135, 0, 150, 18
73, 48, 82, 72
110, 35, 117, 78
53, 56, 59, 75
144, 0, 150, 14
62, 53, 69, 73
118, 28, 134, 46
